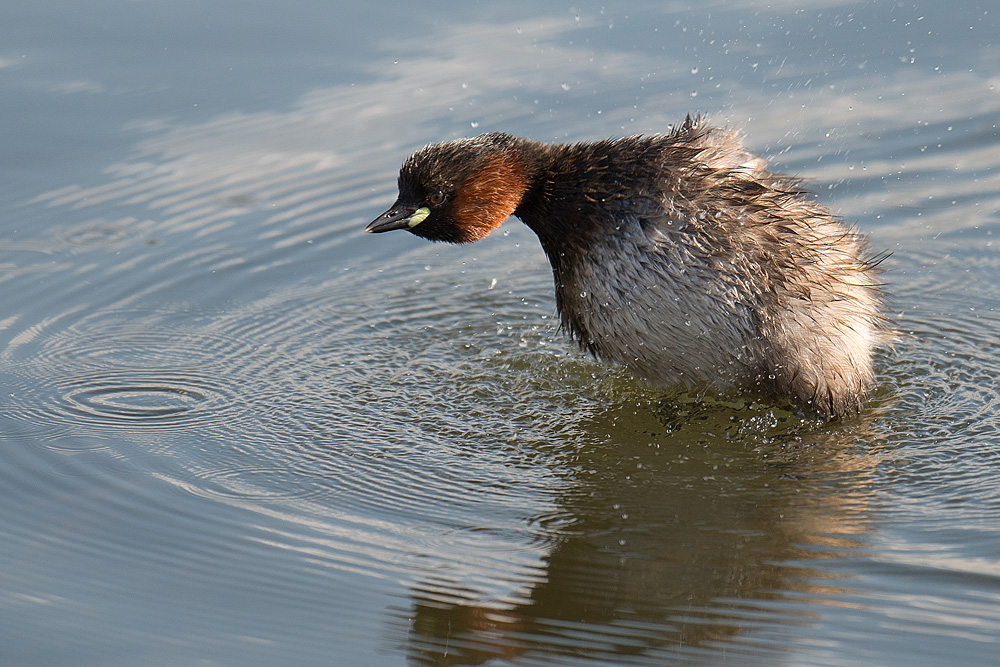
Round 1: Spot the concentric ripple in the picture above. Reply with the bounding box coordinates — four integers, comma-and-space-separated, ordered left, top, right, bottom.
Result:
59, 371, 235, 428
5, 368, 239, 437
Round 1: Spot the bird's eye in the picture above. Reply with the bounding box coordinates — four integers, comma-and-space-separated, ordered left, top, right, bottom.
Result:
428, 191, 445, 206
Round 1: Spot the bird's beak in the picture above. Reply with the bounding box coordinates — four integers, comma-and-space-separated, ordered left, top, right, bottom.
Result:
365, 204, 430, 234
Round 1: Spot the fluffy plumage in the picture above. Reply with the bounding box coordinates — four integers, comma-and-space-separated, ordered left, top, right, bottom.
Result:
367, 117, 891, 416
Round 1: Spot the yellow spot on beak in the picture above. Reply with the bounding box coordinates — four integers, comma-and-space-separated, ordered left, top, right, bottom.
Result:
408, 207, 431, 228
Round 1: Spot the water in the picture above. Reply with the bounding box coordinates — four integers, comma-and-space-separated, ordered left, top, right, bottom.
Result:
1, 1, 998, 665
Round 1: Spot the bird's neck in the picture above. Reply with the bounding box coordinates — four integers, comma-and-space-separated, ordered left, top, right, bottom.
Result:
512, 142, 605, 257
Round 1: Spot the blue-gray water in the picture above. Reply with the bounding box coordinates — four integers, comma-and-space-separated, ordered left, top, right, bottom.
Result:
2, 1, 998, 665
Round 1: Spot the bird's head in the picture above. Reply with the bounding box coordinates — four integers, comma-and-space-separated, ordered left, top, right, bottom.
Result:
366, 132, 528, 244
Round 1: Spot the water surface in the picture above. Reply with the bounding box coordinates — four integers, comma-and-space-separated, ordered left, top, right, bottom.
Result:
1, 1, 999, 665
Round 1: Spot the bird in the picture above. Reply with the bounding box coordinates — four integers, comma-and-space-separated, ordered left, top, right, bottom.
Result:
366, 116, 890, 417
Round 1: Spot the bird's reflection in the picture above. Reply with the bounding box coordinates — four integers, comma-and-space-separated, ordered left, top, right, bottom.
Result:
394, 395, 881, 665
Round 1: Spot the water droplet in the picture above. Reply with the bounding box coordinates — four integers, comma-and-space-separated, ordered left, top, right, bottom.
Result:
470, 121, 479, 128
561, 82, 571, 91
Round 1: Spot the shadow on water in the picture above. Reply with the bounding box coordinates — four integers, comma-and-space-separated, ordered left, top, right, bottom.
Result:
391, 391, 886, 665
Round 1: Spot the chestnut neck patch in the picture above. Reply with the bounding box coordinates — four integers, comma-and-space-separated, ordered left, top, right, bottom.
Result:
450, 152, 528, 242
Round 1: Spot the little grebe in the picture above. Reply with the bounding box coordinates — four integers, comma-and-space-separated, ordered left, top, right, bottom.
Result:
366, 116, 890, 417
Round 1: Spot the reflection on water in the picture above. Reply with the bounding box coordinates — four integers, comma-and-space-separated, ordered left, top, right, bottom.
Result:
1, 0, 1000, 664
393, 397, 884, 665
